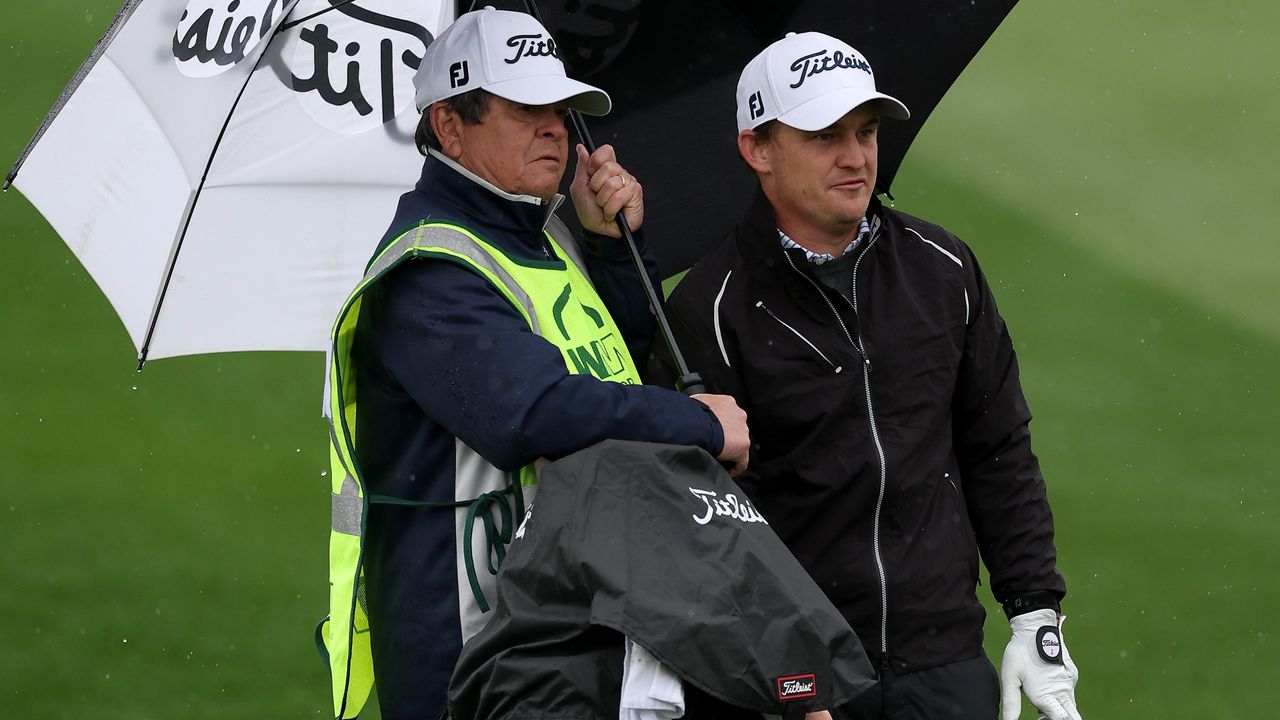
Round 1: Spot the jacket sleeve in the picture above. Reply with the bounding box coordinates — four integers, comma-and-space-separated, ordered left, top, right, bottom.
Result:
374, 258, 724, 472
951, 244, 1067, 614
579, 227, 662, 372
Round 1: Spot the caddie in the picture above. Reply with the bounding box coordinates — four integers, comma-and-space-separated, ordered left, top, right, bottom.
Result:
320, 8, 749, 719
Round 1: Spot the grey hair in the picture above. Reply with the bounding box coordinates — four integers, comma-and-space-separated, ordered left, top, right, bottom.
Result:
415, 89, 493, 155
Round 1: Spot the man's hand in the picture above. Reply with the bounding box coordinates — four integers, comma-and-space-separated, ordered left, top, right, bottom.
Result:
804, 712, 832, 720
1000, 609, 1081, 720
570, 143, 643, 237
691, 393, 749, 477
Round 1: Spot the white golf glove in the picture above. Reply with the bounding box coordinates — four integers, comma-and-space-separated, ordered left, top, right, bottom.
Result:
1000, 608, 1081, 720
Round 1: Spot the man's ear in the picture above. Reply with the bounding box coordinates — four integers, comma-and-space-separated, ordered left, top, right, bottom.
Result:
738, 129, 770, 175
431, 103, 463, 159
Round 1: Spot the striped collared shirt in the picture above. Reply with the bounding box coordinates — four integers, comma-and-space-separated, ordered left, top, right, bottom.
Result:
778, 216, 871, 264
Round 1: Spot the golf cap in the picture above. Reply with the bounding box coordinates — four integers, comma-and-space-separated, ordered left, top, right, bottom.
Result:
736, 31, 909, 133
413, 6, 611, 115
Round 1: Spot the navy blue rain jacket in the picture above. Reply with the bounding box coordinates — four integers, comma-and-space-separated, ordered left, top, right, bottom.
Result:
351, 154, 724, 720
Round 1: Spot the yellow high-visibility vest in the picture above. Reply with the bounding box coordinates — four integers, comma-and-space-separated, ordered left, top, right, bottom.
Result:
319, 217, 641, 719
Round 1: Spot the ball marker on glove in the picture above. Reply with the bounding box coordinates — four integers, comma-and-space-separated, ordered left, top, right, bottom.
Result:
1035, 625, 1063, 664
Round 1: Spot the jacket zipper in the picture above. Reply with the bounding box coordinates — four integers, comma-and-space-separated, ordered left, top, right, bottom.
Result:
781, 230, 891, 665
755, 301, 843, 373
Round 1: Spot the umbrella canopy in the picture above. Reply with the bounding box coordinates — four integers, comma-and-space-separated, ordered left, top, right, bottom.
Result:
6, 0, 1015, 362
6, 0, 454, 362
536, 0, 1020, 276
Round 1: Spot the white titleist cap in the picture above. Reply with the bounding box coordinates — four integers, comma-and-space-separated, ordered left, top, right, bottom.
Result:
414, 6, 611, 115
736, 31, 909, 133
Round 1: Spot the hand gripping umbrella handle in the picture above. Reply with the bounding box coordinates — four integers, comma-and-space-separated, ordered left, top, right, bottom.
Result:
516, 1, 704, 396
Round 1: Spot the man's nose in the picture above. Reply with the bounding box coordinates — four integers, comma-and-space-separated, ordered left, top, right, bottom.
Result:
537, 108, 568, 139
836, 137, 867, 169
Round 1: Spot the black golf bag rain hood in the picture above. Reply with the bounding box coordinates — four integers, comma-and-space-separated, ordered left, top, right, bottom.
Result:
449, 440, 877, 719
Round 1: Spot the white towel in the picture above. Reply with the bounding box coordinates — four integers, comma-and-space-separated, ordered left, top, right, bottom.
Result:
619, 637, 685, 720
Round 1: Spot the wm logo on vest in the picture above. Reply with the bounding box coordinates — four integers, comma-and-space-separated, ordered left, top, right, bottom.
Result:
567, 335, 630, 380
552, 284, 633, 383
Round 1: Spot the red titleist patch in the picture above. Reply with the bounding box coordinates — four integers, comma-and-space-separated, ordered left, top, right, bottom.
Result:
776, 673, 817, 701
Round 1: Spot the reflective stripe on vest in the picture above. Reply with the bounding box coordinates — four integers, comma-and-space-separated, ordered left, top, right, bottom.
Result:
322, 219, 640, 719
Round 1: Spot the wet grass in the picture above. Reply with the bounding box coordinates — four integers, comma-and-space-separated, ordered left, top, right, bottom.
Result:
893, 2, 1280, 713
3, 7, 328, 716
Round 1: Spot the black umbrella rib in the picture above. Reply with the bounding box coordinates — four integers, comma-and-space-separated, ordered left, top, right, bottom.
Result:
279, 0, 359, 31
4, 0, 145, 191
136, 0, 306, 370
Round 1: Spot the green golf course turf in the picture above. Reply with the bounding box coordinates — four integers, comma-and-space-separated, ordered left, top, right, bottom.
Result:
3, 1, 1275, 718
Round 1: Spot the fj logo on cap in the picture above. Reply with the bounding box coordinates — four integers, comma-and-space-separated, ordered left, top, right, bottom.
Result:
748, 91, 765, 120
777, 674, 817, 701
789, 49, 872, 89
505, 33, 559, 64
449, 60, 470, 88
1036, 626, 1064, 664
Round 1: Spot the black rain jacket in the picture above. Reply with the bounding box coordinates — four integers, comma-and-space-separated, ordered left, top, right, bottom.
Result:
655, 193, 1067, 674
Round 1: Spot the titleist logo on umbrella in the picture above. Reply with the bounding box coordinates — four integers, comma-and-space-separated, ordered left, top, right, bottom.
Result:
688, 487, 769, 526
172, 0, 286, 75
172, 0, 433, 135
505, 33, 560, 64
789, 49, 872, 88
776, 673, 817, 700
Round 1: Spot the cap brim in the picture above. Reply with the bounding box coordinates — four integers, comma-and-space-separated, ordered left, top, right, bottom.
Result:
484, 75, 612, 116
777, 88, 910, 131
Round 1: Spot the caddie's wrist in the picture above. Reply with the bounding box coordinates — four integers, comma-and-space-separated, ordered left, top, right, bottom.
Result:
578, 230, 609, 259
692, 398, 726, 456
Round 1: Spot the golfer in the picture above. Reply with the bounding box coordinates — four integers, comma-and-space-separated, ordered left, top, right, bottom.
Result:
658, 31, 1082, 720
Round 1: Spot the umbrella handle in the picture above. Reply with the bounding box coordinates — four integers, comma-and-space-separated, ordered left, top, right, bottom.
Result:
515, 0, 704, 396
679, 373, 707, 396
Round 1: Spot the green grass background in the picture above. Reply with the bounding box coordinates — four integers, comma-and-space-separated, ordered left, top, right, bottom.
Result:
2, 1, 1276, 718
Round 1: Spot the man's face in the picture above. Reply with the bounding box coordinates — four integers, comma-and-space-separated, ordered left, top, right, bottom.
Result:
752, 104, 880, 240
454, 96, 570, 200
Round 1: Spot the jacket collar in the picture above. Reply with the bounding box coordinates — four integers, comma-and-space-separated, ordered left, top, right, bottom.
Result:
734, 190, 885, 327
737, 191, 884, 268
418, 149, 565, 234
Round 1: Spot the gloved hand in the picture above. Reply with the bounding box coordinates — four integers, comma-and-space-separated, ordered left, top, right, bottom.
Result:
999, 608, 1081, 720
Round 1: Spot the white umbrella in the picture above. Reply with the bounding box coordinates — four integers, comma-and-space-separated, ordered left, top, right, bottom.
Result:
6, 0, 455, 364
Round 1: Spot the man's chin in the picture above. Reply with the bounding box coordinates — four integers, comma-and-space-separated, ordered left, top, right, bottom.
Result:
517, 170, 563, 200
829, 200, 871, 224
